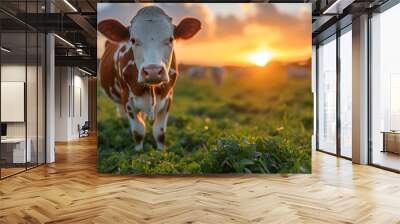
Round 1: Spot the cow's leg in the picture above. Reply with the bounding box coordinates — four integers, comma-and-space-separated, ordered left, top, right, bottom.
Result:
127, 110, 146, 151
117, 85, 129, 118
153, 98, 171, 150
117, 104, 127, 118
124, 94, 145, 151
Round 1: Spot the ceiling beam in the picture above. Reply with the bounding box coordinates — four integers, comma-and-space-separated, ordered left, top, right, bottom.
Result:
323, 0, 356, 14
312, 15, 335, 33
14, 13, 81, 32
55, 55, 97, 72
67, 13, 97, 39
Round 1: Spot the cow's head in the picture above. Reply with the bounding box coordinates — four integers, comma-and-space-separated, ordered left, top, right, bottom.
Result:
99, 6, 201, 86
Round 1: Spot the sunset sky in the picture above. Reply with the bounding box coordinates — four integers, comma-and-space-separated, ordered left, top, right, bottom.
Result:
97, 3, 311, 67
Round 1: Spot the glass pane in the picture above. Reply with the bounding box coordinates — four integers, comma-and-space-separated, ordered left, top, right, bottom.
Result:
312, 45, 317, 151
27, 31, 38, 169
317, 37, 337, 154
371, 4, 400, 171
38, 33, 45, 165
1, 31, 27, 177
0, 1, 46, 178
340, 29, 352, 158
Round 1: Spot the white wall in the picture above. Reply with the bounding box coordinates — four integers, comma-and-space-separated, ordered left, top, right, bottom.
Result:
55, 67, 69, 141
72, 73, 89, 138
1, 65, 36, 138
1, 65, 26, 138
1, 63, 46, 164
55, 67, 89, 141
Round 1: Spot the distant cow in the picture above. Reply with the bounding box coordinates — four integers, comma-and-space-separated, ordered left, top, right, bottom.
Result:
98, 6, 201, 150
288, 65, 309, 78
187, 66, 206, 79
186, 66, 225, 85
209, 66, 225, 86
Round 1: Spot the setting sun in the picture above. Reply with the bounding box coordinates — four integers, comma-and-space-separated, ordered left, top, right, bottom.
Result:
248, 51, 273, 67
98, 4, 311, 66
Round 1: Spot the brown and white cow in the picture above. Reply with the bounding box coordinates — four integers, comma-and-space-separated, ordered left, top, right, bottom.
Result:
98, 6, 201, 150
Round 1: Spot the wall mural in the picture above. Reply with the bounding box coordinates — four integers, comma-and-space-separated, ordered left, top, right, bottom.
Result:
97, 3, 312, 174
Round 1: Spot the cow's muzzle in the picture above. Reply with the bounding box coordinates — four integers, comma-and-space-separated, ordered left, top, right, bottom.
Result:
141, 64, 168, 85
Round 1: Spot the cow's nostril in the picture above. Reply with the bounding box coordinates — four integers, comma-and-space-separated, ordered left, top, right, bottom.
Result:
142, 69, 149, 76
143, 64, 164, 76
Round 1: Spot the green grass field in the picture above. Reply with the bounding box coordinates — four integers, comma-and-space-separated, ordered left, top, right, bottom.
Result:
97, 67, 313, 174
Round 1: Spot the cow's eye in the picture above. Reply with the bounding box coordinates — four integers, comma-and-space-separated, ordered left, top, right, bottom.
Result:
131, 38, 140, 46
164, 37, 173, 45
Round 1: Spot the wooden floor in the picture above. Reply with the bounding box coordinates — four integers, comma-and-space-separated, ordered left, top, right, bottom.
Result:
372, 150, 400, 171
1, 135, 400, 224
1, 167, 26, 178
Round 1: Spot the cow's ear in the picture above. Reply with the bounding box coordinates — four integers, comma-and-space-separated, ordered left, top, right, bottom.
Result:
98, 19, 130, 42
174, 18, 201, 40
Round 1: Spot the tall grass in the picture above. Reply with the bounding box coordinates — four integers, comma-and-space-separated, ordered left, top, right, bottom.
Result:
97, 69, 312, 174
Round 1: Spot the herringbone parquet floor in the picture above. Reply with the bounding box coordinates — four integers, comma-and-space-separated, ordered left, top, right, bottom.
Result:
1, 135, 400, 224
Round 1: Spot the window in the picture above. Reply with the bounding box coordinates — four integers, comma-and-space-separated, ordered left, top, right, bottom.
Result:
0, 1, 46, 179
339, 28, 352, 158
371, 3, 400, 171
317, 36, 337, 154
